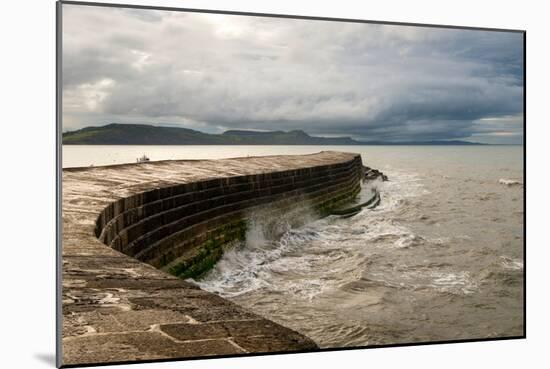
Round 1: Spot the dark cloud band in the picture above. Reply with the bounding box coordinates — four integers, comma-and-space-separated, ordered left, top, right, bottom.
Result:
62, 5, 524, 143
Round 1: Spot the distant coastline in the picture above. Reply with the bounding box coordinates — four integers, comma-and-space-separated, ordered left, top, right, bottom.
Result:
63, 123, 487, 146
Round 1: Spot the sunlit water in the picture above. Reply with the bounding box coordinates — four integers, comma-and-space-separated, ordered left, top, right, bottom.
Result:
63, 145, 524, 346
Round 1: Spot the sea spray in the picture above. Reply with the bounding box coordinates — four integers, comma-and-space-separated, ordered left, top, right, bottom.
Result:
195, 170, 425, 298
193, 200, 319, 297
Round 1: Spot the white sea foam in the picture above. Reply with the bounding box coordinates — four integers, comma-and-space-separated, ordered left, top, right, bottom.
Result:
498, 178, 523, 186
430, 271, 478, 295
364, 269, 478, 295
500, 256, 524, 270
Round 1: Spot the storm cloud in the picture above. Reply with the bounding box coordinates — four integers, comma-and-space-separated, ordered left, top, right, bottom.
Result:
62, 4, 524, 143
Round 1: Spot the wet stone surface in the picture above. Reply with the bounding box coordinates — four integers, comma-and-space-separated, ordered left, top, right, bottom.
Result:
62, 152, 362, 366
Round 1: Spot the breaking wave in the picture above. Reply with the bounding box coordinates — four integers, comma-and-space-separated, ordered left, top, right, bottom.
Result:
194, 169, 473, 301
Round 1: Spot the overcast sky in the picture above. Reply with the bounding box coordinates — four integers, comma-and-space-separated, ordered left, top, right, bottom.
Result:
62, 4, 524, 143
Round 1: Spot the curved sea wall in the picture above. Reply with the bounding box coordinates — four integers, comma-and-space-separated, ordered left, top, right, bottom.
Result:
95, 155, 362, 279
61, 152, 362, 366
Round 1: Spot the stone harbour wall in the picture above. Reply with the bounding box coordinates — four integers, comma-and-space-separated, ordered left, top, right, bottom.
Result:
61, 152, 363, 366
95, 154, 362, 279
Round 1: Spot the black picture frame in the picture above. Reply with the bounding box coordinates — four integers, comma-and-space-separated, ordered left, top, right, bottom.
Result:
56, 1, 526, 367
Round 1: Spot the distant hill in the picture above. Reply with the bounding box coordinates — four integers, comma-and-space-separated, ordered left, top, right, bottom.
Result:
62, 124, 224, 145
62, 124, 360, 145
221, 129, 358, 145
356, 140, 485, 146
62, 123, 484, 145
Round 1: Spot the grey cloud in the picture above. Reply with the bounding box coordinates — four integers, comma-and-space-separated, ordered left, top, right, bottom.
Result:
62, 4, 524, 143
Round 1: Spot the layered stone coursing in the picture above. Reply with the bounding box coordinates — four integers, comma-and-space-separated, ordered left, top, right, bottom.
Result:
61, 151, 363, 366
95, 153, 362, 279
